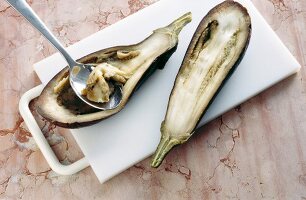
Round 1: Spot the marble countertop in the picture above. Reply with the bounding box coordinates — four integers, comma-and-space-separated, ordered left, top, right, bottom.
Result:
0, 0, 305, 199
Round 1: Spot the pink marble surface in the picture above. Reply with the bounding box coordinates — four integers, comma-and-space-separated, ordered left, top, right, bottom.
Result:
0, 0, 305, 199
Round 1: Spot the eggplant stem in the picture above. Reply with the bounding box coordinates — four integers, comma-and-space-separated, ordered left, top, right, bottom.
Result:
155, 12, 192, 37
151, 134, 179, 168
168, 12, 192, 35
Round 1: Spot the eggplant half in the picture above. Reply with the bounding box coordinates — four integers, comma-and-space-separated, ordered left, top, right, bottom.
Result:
151, 1, 252, 168
36, 13, 192, 128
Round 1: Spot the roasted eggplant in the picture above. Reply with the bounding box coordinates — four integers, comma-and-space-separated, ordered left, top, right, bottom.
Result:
151, 1, 252, 168
36, 12, 192, 128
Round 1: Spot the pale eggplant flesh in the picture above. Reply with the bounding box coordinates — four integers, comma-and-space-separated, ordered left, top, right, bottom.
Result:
36, 12, 192, 128
151, 1, 252, 168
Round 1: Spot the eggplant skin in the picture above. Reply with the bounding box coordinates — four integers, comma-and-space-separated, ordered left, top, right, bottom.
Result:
36, 13, 192, 128
151, 1, 252, 168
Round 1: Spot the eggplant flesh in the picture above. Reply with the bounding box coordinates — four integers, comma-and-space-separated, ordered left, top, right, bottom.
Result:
151, 1, 252, 167
36, 12, 192, 128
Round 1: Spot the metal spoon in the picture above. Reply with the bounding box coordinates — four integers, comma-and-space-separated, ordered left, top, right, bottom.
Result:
6, 0, 122, 110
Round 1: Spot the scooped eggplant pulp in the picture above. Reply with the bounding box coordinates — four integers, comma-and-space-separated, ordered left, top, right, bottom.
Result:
151, 1, 252, 168
36, 12, 192, 128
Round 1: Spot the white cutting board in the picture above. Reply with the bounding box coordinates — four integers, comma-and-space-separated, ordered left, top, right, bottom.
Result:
33, 0, 300, 183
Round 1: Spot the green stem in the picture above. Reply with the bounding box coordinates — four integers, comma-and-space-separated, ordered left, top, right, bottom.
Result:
155, 12, 192, 36
151, 134, 179, 168
168, 12, 192, 35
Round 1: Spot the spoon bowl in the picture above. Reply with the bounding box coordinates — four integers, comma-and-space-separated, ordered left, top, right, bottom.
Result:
70, 64, 123, 110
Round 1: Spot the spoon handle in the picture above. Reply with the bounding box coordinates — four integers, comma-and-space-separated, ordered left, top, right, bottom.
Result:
6, 0, 76, 67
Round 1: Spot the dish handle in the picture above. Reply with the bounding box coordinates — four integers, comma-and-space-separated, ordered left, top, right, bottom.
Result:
19, 85, 90, 175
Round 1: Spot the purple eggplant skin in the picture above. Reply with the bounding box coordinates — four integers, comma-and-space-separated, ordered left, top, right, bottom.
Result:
36, 13, 191, 128
151, 1, 252, 168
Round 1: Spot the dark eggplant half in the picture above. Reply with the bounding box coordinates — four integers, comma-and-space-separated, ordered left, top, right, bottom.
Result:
151, 1, 252, 168
36, 12, 192, 128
